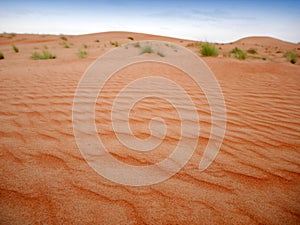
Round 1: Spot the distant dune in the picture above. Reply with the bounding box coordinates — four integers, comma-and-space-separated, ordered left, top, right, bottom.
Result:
235, 36, 298, 46
0, 32, 299, 224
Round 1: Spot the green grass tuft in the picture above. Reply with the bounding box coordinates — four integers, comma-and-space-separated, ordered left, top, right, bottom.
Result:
110, 41, 120, 47
247, 48, 257, 54
157, 51, 165, 57
133, 42, 140, 48
63, 42, 70, 48
284, 51, 298, 64
140, 45, 154, 54
31, 51, 56, 60
60, 35, 67, 41
231, 47, 247, 60
186, 42, 202, 48
78, 49, 87, 58
12, 45, 19, 53
201, 43, 218, 57
0, 51, 4, 59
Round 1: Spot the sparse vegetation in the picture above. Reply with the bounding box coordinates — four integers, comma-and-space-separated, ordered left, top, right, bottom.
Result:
284, 51, 298, 64
140, 45, 154, 54
6, 33, 16, 39
201, 43, 218, 57
157, 51, 165, 57
231, 47, 247, 60
186, 42, 202, 48
110, 41, 120, 47
12, 45, 19, 53
127, 36, 134, 40
44, 45, 48, 49
78, 49, 87, 58
0, 51, 4, 59
31, 51, 56, 60
95, 39, 100, 43
133, 42, 140, 48
63, 42, 70, 48
60, 35, 67, 41
83, 44, 88, 49
247, 48, 257, 54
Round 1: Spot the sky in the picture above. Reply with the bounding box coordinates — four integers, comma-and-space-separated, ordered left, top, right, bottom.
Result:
0, 0, 299, 43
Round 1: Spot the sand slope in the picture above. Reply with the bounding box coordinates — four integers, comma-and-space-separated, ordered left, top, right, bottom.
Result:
0, 32, 300, 224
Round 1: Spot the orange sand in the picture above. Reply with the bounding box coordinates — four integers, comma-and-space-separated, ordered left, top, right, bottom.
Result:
0, 32, 300, 224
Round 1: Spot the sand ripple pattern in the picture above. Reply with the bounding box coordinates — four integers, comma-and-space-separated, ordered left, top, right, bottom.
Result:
1, 38, 300, 224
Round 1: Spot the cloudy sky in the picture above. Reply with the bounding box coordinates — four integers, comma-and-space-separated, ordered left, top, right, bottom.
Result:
1, 0, 299, 43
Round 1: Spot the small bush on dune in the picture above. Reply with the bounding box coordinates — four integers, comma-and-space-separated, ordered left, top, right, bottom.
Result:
12, 45, 19, 53
133, 42, 140, 48
231, 47, 247, 60
60, 35, 67, 41
127, 36, 134, 40
63, 42, 70, 48
95, 39, 100, 43
78, 49, 87, 58
31, 51, 56, 60
110, 41, 120, 47
157, 51, 165, 57
201, 43, 218, 57
186, 42, 202, 48
83, 44, 88, 49
284, 51, 298, 64
140, 45, 153, 54
247, 48, 257, 54
0, 51, 4, 59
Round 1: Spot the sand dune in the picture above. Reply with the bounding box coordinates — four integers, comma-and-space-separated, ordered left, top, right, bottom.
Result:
0, 32, 300, 224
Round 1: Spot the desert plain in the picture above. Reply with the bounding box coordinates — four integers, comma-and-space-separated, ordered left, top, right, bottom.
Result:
0, 31, 300, 224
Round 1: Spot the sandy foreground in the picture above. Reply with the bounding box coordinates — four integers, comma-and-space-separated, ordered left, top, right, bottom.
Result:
0, 32, 300, 224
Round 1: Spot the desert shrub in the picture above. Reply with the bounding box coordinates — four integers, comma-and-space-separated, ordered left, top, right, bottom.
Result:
95, 39, 100, 43
247, 48, 257, 54
6, 33, 16, 39
201, 43, 218, 57
60, 35, 67, 41
127, 36, 134, 40
0, 51, 4, 59
110, 41, 120, 47
186, 42, 202, 48
140, 45, 153, 54
63, 42, 70, 48
157, 51, 165, 57
133, 42, 140, 48
284, 51, 298, 64
31, 51, 56, 60
78, 49, 87, 58
231, 47, 247, 60
12, 45, 19, 53
83, 44, 88, 49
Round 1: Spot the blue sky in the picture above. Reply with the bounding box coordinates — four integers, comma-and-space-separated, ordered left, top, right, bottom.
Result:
0, 0, 299, 43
